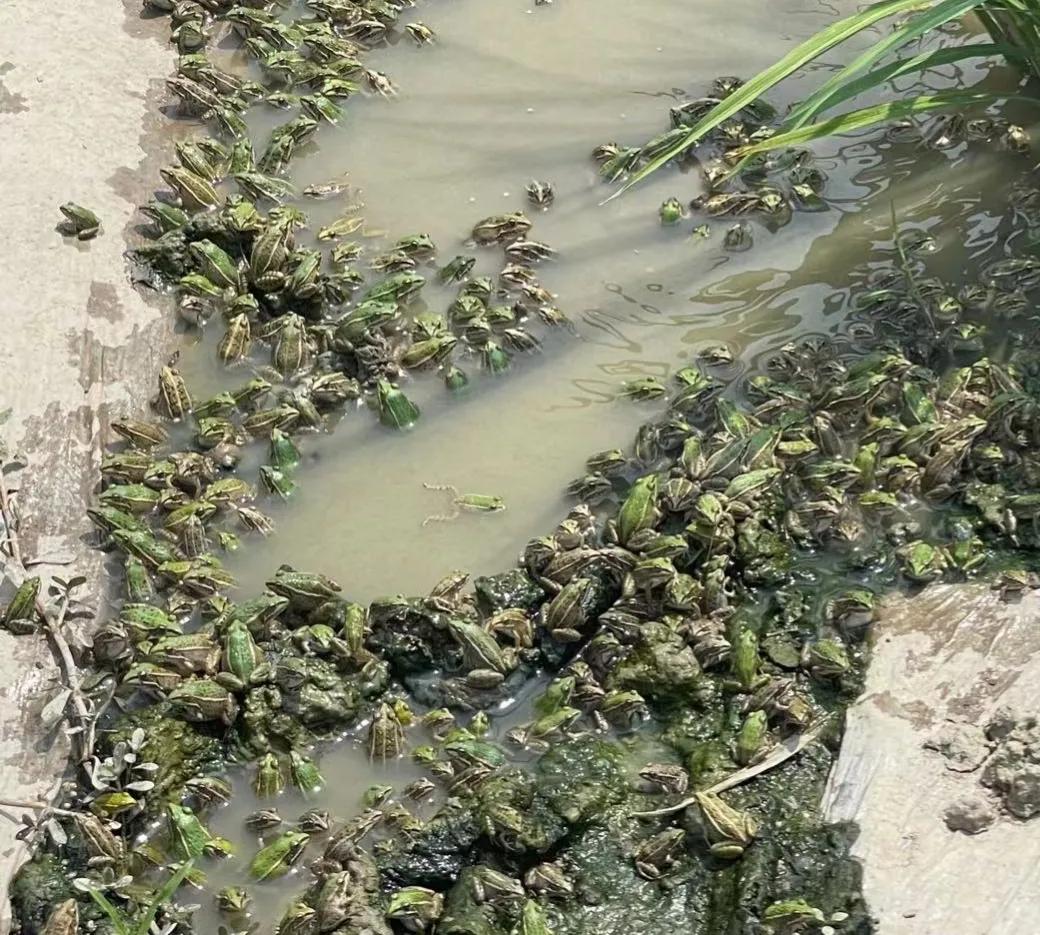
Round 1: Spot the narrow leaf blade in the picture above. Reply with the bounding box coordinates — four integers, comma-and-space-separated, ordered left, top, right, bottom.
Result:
609, 0, 938, 197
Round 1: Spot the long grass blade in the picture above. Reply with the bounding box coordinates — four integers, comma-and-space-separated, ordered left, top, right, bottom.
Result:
608, 0, 936, 199
811, 42, 1019, 114
785, 0, 986, 129
87, 889, 131, 935
134, 859, 196, 935
731, 89, 1023, 161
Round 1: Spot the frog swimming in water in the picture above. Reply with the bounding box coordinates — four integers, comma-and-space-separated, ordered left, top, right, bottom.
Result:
422, 483, 505, 526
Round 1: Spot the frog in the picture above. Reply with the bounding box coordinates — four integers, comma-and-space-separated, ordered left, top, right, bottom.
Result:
725, 627, 770, 692
991, 566, 1039, 601
150, 632, 220, 676
723, 222, 753, 251
168, 677, 238, 724
222, 618, 262, 682
188, 239, 243, 291
252, 752, 284, 798
699, 344, 735, 366
289, 750, 324, 794
38, 900, 78, 935
267, 565, 342, 610
659, 197, 683, 225
621, 376, 668, 401
160, 166, 220, 210
825, 587, 877, 638
74, 813, 124, 864
422, 483, 505, 525
470, 866, 525, 906
599, 689, 648, 728
216, 887, 250, 915
526, 179, 555, 207
616, 474, 660, 545
156, 364, 192, 420
761, 898, 826, 932
471, 212, 532, 245
801, 639, 851, 680
59, 202, 101, 239
405, 21, 436, 44
248, 830, 309, 880
633, 827, 685, 879
369, 702, 405, 760
732, 709, 771, 766
524, 861, 573, 898
167, 803, 234, 859
377, 380, 421, 430
693, 790, 758, 858
386, 886, 444, 930
518, 900, 552, 935
897, 540, 950, 583
637, 763, 689, 794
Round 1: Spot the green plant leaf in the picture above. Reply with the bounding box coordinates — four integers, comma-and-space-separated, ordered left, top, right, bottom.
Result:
134, 858, 196, 935
87, 888, 131, 935
785, 0, 986, 129
732, 89, 1024, 159
811, 42, 1020, 113
607, 0, 938, 198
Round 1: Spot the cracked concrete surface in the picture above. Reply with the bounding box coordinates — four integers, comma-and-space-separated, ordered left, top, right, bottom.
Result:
825, 584, 1040, 934
0, 1, 178, 927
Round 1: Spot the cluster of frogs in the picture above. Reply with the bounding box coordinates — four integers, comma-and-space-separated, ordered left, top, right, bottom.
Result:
117, 0, 567, 438
596, 75, 1032, 250
14, 0, 1040, 932
18, 210, 1040, 935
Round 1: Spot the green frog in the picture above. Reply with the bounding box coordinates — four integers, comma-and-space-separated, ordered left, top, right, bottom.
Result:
422, 483, 505, 525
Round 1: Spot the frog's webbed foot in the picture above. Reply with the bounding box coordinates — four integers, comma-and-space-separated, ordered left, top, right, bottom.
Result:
422, 509, 460, 527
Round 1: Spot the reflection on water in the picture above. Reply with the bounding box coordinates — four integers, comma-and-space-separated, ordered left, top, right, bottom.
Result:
170, 1, 1038, 925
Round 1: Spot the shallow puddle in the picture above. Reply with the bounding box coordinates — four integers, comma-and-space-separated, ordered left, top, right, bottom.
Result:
166, 2, 1038, 927
178, 0, 1030, 604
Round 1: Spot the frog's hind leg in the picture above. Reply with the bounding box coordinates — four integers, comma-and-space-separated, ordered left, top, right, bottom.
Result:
423, 482, 459, 496
422, 507, 460, 527
422, 483, 461, 526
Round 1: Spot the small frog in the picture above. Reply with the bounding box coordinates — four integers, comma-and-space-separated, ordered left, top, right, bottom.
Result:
694, 791, 758, 859
526, 179, 555, 208
724, 627, 770, 693
422, 483, 505, 525
659, 197, 683, 225
405, 21, 436, 45
992, 567, 1039, 601
732, 710, 771, 766
248, 830, 309, 880
801, 639, 851, 680
59, 202, 101, 240
633, 827, 685, 879
761, 898, 826, 932
898, 540, 950, 583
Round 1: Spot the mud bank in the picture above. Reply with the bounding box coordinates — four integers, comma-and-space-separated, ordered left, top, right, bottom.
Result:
0, 2, 176, 927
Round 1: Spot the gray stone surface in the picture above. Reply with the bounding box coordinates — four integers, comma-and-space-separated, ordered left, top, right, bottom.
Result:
0, 3, 176, 928
825, 585, 1040, 934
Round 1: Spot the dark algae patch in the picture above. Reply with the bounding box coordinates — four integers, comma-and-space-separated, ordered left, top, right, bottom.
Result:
10, 0, 1040, 933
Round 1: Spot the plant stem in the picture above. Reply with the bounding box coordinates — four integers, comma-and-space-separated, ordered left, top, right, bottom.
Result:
0, 467, 96, 769
0, 460, 22, 567
0, 797, 79, 818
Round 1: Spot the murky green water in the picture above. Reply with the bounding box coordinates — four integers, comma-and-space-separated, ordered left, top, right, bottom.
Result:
171, 1, 1036, 928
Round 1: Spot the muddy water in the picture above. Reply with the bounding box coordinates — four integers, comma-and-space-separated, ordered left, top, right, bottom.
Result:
181, 0, 1027, 605
175, 2, 1036, 928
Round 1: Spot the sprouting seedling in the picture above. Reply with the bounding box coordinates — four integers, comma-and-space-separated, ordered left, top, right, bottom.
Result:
422, 483, 506, 526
